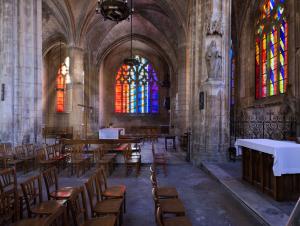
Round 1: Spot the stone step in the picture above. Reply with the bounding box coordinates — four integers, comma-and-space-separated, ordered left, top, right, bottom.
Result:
202, 163, 290, 226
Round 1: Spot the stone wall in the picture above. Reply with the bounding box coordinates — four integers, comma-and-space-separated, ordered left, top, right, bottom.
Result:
235, 0, 300, 137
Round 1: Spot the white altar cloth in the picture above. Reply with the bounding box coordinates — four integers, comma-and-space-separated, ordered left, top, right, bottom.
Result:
99, 128, 125, 139
235, 139, 300, 176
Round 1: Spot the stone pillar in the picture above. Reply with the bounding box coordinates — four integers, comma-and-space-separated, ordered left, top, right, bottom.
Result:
68, 47, 85, 138
0, 0, 42, 144
175, 40, 189, 135
190, 0, 231, 164
0, 0, 16, 142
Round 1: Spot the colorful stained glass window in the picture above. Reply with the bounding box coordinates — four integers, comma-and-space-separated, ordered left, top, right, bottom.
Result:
56, 57, 70, 112
230, 41, 236, 105
115, 55, 159, 114
255, 0, 288, 99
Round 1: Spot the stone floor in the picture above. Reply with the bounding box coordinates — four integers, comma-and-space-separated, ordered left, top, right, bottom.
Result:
217, 161, 296, 215
16, 140, 264, 226
202, 160, 298, 226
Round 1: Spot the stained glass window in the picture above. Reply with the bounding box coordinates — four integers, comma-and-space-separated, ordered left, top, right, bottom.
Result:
115, 55, 159, 114
56, 57, 70, 112
230, 41, 236, 105
255, 0, 288, 99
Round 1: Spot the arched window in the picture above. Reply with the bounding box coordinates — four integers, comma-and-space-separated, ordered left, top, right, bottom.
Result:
255, 0, 288, 99
115, 55, 159, 114
230, 40, 236, 105
56, 57, 71, 112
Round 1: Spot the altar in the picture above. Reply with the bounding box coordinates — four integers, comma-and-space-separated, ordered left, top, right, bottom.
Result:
235, 139, 300, 201
99, 128, 125, 139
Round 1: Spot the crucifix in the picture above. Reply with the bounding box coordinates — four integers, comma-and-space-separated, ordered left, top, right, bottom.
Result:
78, 104, 93, 139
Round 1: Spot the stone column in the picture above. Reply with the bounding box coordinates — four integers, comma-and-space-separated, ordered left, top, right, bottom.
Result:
68, 47, 85, 138
0, 0, 16, 142
0, 0, 42, 144
190, 0, 231, 164
175, 40, 189, 135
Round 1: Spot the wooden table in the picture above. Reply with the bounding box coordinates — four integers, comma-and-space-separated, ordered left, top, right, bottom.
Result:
236, 139, 300, 201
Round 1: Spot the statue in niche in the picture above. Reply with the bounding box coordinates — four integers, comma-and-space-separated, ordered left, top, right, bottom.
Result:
280, 84, 299, 139
280, 84, 298, 115
205, 40, 222, 81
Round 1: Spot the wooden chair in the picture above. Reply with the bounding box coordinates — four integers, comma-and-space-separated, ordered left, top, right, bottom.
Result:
150, 165, 178, 199
16, 145, 35, 173
123, 144, 141, 176
152, 188, 185, 217
6, 146, 25, 173
156, 206, 192, 226
13, 205, 69, 226
69, 187, 116, 226
43, 167, 76, 200
96, 168, 126, 213
20, 175, 63, 218
24, 144, 37, 170
152, 143, 167, 176
94, 148, 111, 175
67, 144, 90, 177
84, 174, 123, 225
36, 148, 58, 172
0, 168, 28, 220
0, 188, 19, 225
0, 168, 17, 193
46, 144, 67, 172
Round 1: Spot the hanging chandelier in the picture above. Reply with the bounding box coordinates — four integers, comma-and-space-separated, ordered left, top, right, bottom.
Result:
96, 0, 130, 22
123, 0, 139, 66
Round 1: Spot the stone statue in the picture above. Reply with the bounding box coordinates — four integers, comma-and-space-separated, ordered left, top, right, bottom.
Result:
280, 84, 298, 115
206, 17, 224, 36
205, 41, 222, 81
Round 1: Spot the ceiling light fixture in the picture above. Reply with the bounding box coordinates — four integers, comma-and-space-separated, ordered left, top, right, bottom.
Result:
96, 0, 130, 22
123, 0, 139, 66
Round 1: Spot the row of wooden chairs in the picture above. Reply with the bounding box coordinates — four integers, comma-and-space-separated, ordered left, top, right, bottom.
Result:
0, 167, 127, 226
123, 144, 141, 176
150, 165, 192, 226
152, 143, 167, 176
0, 143, 36, 173
0, 167, 71, 225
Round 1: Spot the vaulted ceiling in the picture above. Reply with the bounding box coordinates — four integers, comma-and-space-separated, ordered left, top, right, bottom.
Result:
42, 0, 188, 66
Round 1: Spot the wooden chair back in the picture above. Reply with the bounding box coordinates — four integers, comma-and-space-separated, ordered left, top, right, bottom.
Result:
53, 144, 63, 157
43, 205, 69, 226
84, 174, 101, 215
123, 144, 132, 160
43, 167, 59, 200
14, 146, 25, 159
2, 143, 12, 155
93, 149, 103, 163
20, 175, 43, 217
150, 175, 158, 189
0, 144, 4, 155
151, 142, 156, 157
0, 168, 17, 193
156, 206, 164, 226
150, 164, 155, 174
46, 145, 56, 160
68, 187, 88, 226
0, 191, 17, 225
152, 187, 159, 203
95, 169, 107, 193
36, 148, 47, 161
24, 144, 35, 157
70, 144, 84, 160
